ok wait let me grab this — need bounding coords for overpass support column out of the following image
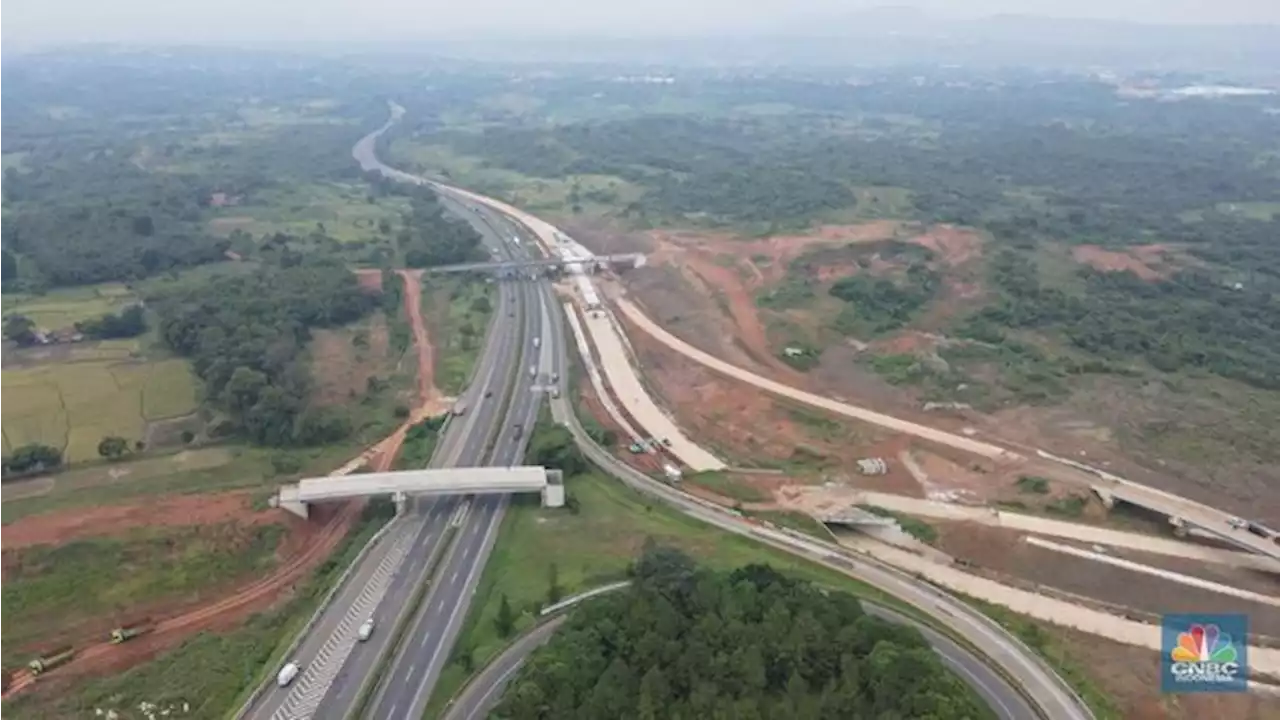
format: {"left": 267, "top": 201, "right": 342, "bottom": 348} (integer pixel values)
{"left": 393, "top": 491, "right": 408, "bottom": 515}
{"left": 271, "top": 492, "right": 309, "bottom": 520}
{"left": 1091, "top": 487, "right": 1116, "bottom": 509}
{"left": 542, "top": 470, "right": 565, "bottom": 508}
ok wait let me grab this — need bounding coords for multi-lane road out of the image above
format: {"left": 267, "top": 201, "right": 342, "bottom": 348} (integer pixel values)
{"left": 238, "top": 107, "right": 1086, "bottom": 720}
{"left": 363, "top": 201, "right": 551, "bottom": 719}
{"left": 241, "top": 185, "right": 540, "bottom": 720}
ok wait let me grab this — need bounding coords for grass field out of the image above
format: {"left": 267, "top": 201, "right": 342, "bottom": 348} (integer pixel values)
{"left": 424, "top": 470, "right": 920, "bottom": 717}
{"left": 0, "top": 440, "right": 370, "bottom": 525}
{"left": 388, "top": 140, "right": 644, "bottom": 219}
{"left": 683, "top": 470, "right": 771, "bottom": 503}
{"left": 1, "top": 509, "right": 390, "bottom": 720}
{"left": 2, "top": 357, "right": 200, "bottom": 462}
{"left": 207, "top": 183, "right": 410, "bottom": 244}
{"left": 3, "top": 283, "right": 138, "bottom": 330}
{"left": 2, "top": 522, "right": 286, "bottom": 669}
{"left": 430, "top": 279, "right": 497, "bottom": 395}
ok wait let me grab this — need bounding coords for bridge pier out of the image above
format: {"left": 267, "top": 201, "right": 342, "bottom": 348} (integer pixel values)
{"left": 393, "top": 491, "right": 408, "bottom": 515}
{"left": 1091, "top": 486, "right": 1116, "bottom": 509}
{"left": 542, "top": 470, "right": 565, "bottom": 508}
{"left": 271, "top": 487, "right": 310, "bottom": 520}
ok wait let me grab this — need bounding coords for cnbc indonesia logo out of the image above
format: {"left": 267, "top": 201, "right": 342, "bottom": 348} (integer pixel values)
{"left": 1167, "top": 622, "right": 1245, "bottom": 690}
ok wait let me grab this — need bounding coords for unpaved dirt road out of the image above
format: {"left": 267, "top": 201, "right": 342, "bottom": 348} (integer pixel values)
{"left": 615, "top": 296, "right": 1018, "bottom": 461}
{"left": 2, "top": 268, "right": 445, "bottom": 699}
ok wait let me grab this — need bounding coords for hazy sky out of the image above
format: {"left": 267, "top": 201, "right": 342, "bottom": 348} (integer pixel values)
{"left": 3, "top": 0, "right": 1278, "bottom": 50}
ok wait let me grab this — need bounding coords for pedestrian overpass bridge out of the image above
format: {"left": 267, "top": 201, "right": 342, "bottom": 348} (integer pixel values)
{"left": 273, "top": 466, "right": 564, "bottom": 518}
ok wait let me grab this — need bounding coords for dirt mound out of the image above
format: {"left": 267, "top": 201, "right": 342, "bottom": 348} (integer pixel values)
{"left": 907, "top": 225, "right": 984, "bottom": 267}
{"left": 3, "top": 491, "right": 284, "bottom": 549}
{"left": 1071, "top": 244, "right": 1176, "bottom": 281}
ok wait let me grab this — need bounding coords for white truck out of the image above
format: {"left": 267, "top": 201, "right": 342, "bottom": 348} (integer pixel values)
{"left": 533, "top": 337, "right": 541, "bottom": 349}
{"left": 277, "top": 662, "right": 300, "bottom": 687}
{"left": 452, "top": 400, "right": 467, "bottom": 417}
{"left": 529, "top": 365, "right": 538, "bottom": 378}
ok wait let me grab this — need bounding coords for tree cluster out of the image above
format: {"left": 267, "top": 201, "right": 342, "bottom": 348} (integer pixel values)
{"left": 828, "top": 263, "right": 940, "bottom": 335}
{"left": 152, "top": 260, "right": 379, "bottom": 445}
{"left": 969, "top": 249, "right": 1280, "bottom": 390}
{"left": 2, "top": 444, "right": 63, "bottom": 479}
{"left": 395, "top": 187, "right": 487, "bottom": 268}
{"left": 76, "top": 305, "right": 148, "bottom": 339}
{"left": 496, "top": 547, "right": 985, "bottom": 720}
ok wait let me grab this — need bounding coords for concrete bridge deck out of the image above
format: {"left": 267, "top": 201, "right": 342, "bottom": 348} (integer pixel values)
{"left": 274, "top": 466, "right": 563, "bottom": 518}
{"left": 426, "top": 254, "right": 644, "bottom": 274}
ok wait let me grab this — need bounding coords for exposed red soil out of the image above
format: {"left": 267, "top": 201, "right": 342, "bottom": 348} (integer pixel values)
{"left": 1071, "top": 244, "right": 1177, "bottom": 281}
{"left": 2, "top": 491, "right": 284, "bottom": 550}
{"left": 907, "top": 225, "right": 985, "bottom": 267}
{"left": 354, "top": 268, "right": 384, "bottom": 292}
{"left": 2, "top": 267, "right": 445, "bottom": 699}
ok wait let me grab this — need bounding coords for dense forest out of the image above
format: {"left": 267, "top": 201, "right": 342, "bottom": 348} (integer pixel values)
{"left": 496, "top": 547, "right": 985, "bottom": 720}
{"left": 152, "top": 260, "right": 379, "bottom": 445}
{"left": 395, "top": 186, "right": 487, "bottom": 267}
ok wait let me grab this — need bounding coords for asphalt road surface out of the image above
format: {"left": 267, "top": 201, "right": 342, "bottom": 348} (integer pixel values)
{"left": 364, "top": 203, "right": 550, "bottom": 720}
{"left": 242, "top": 191, "right": 524, "bottom": 720}
{"left": 351, "top": 107, "right": 1087, "bottom": 720}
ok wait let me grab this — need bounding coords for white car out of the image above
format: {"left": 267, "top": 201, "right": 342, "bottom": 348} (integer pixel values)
{"left": 1227, "top": 516, "right": 1247, "bottom": 530}
{"left": 358, "top": 618, "right": 375, "bottom": 642}
{"left": 277, "top": 662, "right": 300, "bottom": 687}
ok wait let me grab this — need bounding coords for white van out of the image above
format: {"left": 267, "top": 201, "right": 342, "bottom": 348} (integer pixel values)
{"left": 358, "top": 618, "right": 375, "bottom": 642}
{"left": 277, "top": 661, "right": 300, "bottom": 687}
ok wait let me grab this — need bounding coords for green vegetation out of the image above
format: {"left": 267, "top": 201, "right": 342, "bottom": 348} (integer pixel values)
{"left": 431, "top": 279, "right": 498, "bottom": 394}
{"left": 1016, "top": 476, "right": 1050, "bottom": 494}
{"left": 2, "top": 357, "right": 199, "bottom": 462}
{"left": 746, "top": 509, "right": 833, "bottom": 539}
{"left": 829, "top": 264, "right": 940, "bottom": 335}
{"left": 424, "top": 460, "right": 943, "bottom": 717}
{"left": 1, "top": 444, "right": 63, "bottom": 479}
{"left": 2, "top": 523, "right": 285, "bottom": 670}
{"left": 153, "top": 260, "right": 378, "bottom": 446}
{"left": 496, "top": 548, "right": 986, "bottom": 720}
{"left": 683, "top": 471, "right": 771, "bottom": 503}
{"left": 74, "top": 305, "right": 148, "bottom": 340}
{"left": 2, "top": 501, "right": 395, "bottom": 720}
{"left": 393, "top": 414, "right": 447, "bottom": 470}
{"left": 1045, "top": 494, "right": 1089, "bottom": 518}
{"left": 858, "top": 505, "right": 939, "bottom": 545}
{"left": 961, "top": 595, "right": 1122, "bottom": 720}
{"left": 390, "top": 185, "right": 486, "bottom": 268}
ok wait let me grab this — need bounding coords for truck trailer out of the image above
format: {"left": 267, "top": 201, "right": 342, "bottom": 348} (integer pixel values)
{"left": 28, "top": 647, "right": 75, "bottom": 675}
{"left": 110, "top": 625, "right": 150, "bottom": 644}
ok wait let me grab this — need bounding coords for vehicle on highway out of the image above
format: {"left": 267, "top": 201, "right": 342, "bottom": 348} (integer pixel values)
{"left": 533, "top": 337, "right": 541, "bottom": 349}
{"left": 358, "top": 617, "right": 375, "bottom": 642}
{"left": 508, "top": 310, "right": 515, "bottom": 317}
{"left": 529, "top": 364, "right": 537, "bottom": 378}
{"left": 453, "top": 400, "right": 468, "bottom": 417}
{"left": 513, "top": 423, "right": 524, "bottom": 440}
{"left": 1227, "top": 516, "right": 1247, "bottom": 529}
{"left": 277, "top": 662, "right": 300, "bottom": 687}
{"left": 484, "top": 389, "right": 493, "bottom": 399}
{"left": 551, "top": 372, "right": 560, "bottom": 383}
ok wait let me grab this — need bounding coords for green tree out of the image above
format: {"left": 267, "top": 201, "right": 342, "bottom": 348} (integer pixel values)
{"left": 4, "top": 314, "right": 38, "bottom": 345}
{"left": 494, "top": 593, "right": 516, "bottom": 638}
{"left": 546, "top": 563, "right": 563, "bottom": 606}
{"left": 2, "top": 443, "right": 63, "bottom": 477}
{"left": 97, "top": 436, "right": 131, "bottom": 460}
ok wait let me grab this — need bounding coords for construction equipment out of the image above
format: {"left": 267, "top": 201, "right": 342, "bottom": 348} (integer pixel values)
{"left": 28, "top": 647, "right": 74, "bottom": 675}
{"left": 110, "top": 625, "right": 149, "bottom": 644}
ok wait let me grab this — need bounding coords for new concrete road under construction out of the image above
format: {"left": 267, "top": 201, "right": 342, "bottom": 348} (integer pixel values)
{"left": 345, "top": 105, "right": 1090, "bottom": 719}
